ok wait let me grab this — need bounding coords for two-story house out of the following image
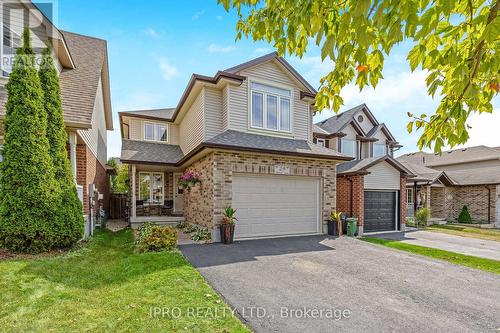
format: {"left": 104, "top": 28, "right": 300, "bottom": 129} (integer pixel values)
{"left": 0, "top": 1, "right": 113, "bottom": 222}
{"left": 120, "top": 52, "right": 352, "bottom": 240}
{"left": 313, "top": 104, "right": 413, "bottom": 234}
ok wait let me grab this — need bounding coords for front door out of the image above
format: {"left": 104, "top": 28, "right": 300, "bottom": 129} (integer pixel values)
{"left": 173, "top": 173, "right": 184, "bottom": 213}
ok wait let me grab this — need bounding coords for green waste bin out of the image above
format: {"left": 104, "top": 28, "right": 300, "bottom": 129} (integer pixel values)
{"left": 346, "top": 218, "right": 358, "bottom": 237}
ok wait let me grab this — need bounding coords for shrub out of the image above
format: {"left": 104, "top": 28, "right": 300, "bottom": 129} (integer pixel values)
{"left": 415, "top": 208, "right": 431, "bottom": 226}
{"left": 458, "top": 206, "right": 473, "bottom": 224}
{"left": 405, "top": 217, "right": 416, "bottom": 227}
{"left": 191, "top": 227, "right": 211, "bottom": 242}
{"left": 39, "top": 46, "right": 84, "bottom": 248}
{"left": 136, "top": 223, "right": 178, "bottom": 252}
{"left": 0, "top": 29, "right": 59, "bottom": 253}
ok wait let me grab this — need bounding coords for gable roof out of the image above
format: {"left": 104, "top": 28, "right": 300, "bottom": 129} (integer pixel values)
{"left": 120, "top": 108, "right": 175, "bottom": 122}
{"left": 398, "top": 145, "right": 500, "bottom": 167}
{"left": 225, "top": 52, "right": 317, "bottom": 94}
{"left": 366, "top": 123, "right": 397, "bottom": 142}
{"left": 314, "top": 104, "right": 383, "bottom": 137}
{"left": 59, "top": 31, "right": 113, "bottom": 130}
{"left": 399, "top": 160, "right": 453, "bottom": 185}
{"left": 337, "top": 155, "right": 413, "bottom": 176}
{"left": 121, "top": 140, "right": 184, "bottom": 164}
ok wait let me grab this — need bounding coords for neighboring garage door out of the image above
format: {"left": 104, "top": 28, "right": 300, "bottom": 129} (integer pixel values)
{"left": 364, "top": 191, "right": 397, "bottom": 232}
{"left": 232, "top": 174, "right": 321, "bottom": 239}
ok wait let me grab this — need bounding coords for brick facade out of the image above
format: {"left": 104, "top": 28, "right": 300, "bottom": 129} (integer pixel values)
{"left": 430, "top": 185, "right": 497, "bottom": 222}
{"left": 183, "top": 151, "right": 338, "bottom": 230}
{"left": 336, "top": 175, "right": 365, "bottom": 226}
{"left": 76, "top": 143, "right": 109, "bottom": 215}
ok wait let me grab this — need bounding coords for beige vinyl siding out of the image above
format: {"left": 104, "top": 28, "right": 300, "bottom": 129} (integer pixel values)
{"left": 229, "top": 60, "right": 309, "bottom": 140}
{"left": 341, "top": 125, "right": 358, "bottom": 140}
{"left": 222, "top": 85, "right": 229, "bottom": 131}
{"left": 179, "top": 90, "right": 205, "bottom": 154}
{"left": 365, "top": 161, "right": 401, "bottom": 190}
{"left": 355, "top": 111, "right": 374, "bottom": 134}
{"left": 373, "top": 129, "right": 389, "bottom": 142}
{"left": 77, "top": 78, "right": 107, "bottom": 166}
{"left": 128, "top": 117, "right": 177, "bottom": 144}
{"left": 204, "top": 87, "right": 223, "bottom": 140}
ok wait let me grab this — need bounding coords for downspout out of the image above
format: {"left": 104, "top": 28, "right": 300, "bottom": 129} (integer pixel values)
{"left": 485, "top": 186, "right": 491, "bottom": 222}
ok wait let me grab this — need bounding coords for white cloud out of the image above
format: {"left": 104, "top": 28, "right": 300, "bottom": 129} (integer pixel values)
{"left": 158, "top": 58, "right": 178, "bottom": 80}
{"left": 255, "top": 47, "right": 271, "bottom": 54}
{"left": 457, "top": 108, "right": 500, "bottom": 148}
{"left": 144, "top": 28, "right": 160, "bottom": 38}
{"left": 216, "top": 15, "right": 223, "bottom": 20}
{"left": 192, "top": 10, "right": 205, "bottom": 20}
{"left": 207, "top": 43, "right": 235, "bottom": 53}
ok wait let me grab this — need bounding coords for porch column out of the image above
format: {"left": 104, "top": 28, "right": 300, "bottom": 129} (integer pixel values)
{"left": 131, "top": 164, "right": 136, "bottom": 218}
{"left": 68, "top": 131, "right": 77, "bottom": 183}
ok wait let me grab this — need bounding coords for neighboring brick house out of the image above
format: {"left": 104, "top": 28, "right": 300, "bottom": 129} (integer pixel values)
{"left": 120, "top": 52, "right": 352, "bottom": 240}
{"left": 398, "top": 146, "right": 500, "bottom": 225}
{"left": 313, "top": 104, "right": 414, "bottom": 234}
{"left": 0, "top": 1, "right": 113, "bottom": 221}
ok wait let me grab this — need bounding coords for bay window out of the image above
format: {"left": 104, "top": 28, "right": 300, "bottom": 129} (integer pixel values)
{"left": 139, "top": 172, "right": 164, "bottom": 204}
{"left": 373, "top": 143, "right": 387, "bottom": 157}
{"left": 144, "top": 122, "right": 168, "bottom": 142}
{"left": 341, "top": 139, "right": 357, "bottom": 158}
{"left": 250, "top": 82, "right": 291, "bottom": 132}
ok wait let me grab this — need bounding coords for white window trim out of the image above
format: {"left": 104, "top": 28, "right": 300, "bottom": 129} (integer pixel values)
{"left": 316, "top": 138, "right": 326, "bottom": 147}
{"left": 373, "top": 143, "right": 387, "bottom": 157}
{"left": 341, "top": 138, "right": 358, "bottom": 158}
{"left": 248, "top": 78, "right": 294, "bottom": 136}
{"left": 138, "top": 172, "right": 164, "bottom": 204}
{"left": 143, "top": 121, "right": 169, "bottom": 143}
{"left": 1, "top": 23, "right": 21, "bottom": 78}
{"left": 406, "top": 188, "right": 413, "bottom": 204}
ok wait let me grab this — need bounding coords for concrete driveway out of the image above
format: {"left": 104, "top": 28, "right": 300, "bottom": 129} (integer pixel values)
{"left": 180, "top": 236, "right": 500, "bottom": 333}
{"left": 371, "top": 230, "right": 500, "bottom": 261}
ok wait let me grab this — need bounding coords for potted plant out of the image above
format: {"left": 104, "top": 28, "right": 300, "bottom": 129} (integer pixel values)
{"left": 220, "top": 207, "right": 237, "bottom": 244}
{"left": 179, "top": 170, "right": 201, "bottom": 191}
{"left": 328, "top": 210, "right": 343, "bottom": 236}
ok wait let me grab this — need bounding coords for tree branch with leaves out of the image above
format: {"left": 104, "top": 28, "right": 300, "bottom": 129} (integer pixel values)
{"left": 219, "top": 0, "right": 500, "bottom": 151}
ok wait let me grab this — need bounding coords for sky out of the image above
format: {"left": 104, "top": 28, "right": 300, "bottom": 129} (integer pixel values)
{"left": 51, "top": 0, "right": 500, "bottom": 159}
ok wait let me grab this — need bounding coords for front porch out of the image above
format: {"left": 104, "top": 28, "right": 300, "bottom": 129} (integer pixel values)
{"left": 129, "top": 164, "right": 185, "bottom": 227}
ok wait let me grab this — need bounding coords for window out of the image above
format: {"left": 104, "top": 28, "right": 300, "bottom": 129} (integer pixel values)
{"left": 1, "top": 25, "right": 21, "bottom": 76}
{"left": 144, "top": 122, "right": 168, "bottom": 142}
{"left": 316, "top": 139, "right": 325, "bottom": 147}
{"left": 357, "top": 115, "right": 364, "bottom": 123}
{"left": 341, "top": 139, "right": 357, "bottom": 158}
{"left": 373, "top": 143, "right": 386, "bottom": 157}
{"left": 406, "top": 188, "right": 413, "bottom": 204}
{"left": 139, "top": 172, "right": 164, "bottom": 204}
{"left": 250, "top": 82, "right": 291, "bottom": 132}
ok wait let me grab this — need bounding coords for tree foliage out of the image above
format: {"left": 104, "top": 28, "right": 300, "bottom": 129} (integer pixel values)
{"left": 108, "top": 158, "right": 129, "bottom": 194}
{"left": 39, "top": 46, "right": 84, "bottom": 247}
{"left": 219, "top": 0, "right": 500, "bottom": 151}
{"left": 0, "top": 29, "right": 59, "bottom": 253}
{"left": 458, "top": 205, "right": 473, "bottom": 223}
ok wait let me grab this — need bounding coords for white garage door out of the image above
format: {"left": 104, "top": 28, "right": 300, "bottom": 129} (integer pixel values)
{"left": 232, "top": 174, "right": 321, "bottom": 239}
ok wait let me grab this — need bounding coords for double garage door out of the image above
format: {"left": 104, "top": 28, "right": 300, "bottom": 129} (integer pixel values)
{"left": 232, "top": 174, "right": 321, "bottom": 239}
{"left": 364, "top": 191, "right": 398, "bottom": 232}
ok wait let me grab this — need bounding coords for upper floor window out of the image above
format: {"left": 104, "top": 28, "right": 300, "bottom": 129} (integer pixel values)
{"left": 373, "top": 143, "right": 386, "bottom": 157}
{"left": 144, "top": 122, "right": 168, "bottom": 142}
{"left": 341, "top": 138, "right": 357, "bottom": 158}
{"left": 1, "top": 25, "right": 21, "bottom": 76}
{"left": 250, "top": 82, "right": 291, "bottom": 133}
{"left": 316, "top": 138, "right": 325, "bottom": 147}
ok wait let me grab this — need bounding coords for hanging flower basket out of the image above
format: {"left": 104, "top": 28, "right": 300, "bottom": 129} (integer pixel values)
{"left": 179, "top": 171, "right": 201, "bottom": 191}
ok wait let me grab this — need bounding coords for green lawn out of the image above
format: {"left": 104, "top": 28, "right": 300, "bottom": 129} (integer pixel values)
{"left": 0, "top": 229, "right": 249, "bottom": 333}
{"left": 425, "top": 224, "right": 500, "bottom": 242}
{"left": 361, "top": 237, "right": 500, "bottom": 274}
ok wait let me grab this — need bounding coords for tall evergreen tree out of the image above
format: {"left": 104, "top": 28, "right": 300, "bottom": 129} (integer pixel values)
{"left": 39, "top": 46, "right": 83, "bottom": 247}
{"left": 0, "top": 28, "right": 59, "bottom": 253}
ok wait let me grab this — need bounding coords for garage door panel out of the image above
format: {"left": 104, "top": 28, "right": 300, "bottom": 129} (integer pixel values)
{"left": 364, "top": 191, "right": 397, "bottom": 233}
{"left": 232, "top": 175, "right": 320, "bottom": 239}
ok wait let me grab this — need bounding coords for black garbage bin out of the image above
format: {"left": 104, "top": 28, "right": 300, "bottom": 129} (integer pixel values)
{"left": 327, "top": 220, "right": 338, "bottom": 236}
{"left": 341, "top": 213, "right": 348, "bottom": 235}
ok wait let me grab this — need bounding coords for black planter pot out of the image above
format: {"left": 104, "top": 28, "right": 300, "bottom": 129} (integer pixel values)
{"left": 220, "top": 223, "right": 235, "bottom": 244}
{"left": 327, "top": 220, "right": 338, "bottom": 236}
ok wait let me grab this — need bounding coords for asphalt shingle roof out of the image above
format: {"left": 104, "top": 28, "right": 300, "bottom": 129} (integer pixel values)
{"left": 121, "top": 140, "right": 184, "bottom": 164}
{"left": 205, "top": 130, "right": 351, "bottom": 160}
{"left": 59, "top": 31, "right": 107, "bottom": 128}
{"left": 314, "top": 104, "right": 367, "bottom": 134}
{"left": 398, "top": 146, "right": 500, "bottom": 167}
{"left": 336, "top": 155, "right": 413, "bottom": 175}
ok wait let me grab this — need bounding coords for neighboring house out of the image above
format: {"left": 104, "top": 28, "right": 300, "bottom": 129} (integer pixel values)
{"left": 398, "top": 146, "right": 500, "bottom": 225}
{"left": 313, "top": 104, "right": 414, "bottom": 234}
{"left": 0, "top": 1, "right": 113, "bottom": 221}
{"left": 120, "top": 52, "right": 352, "bottom": 240}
